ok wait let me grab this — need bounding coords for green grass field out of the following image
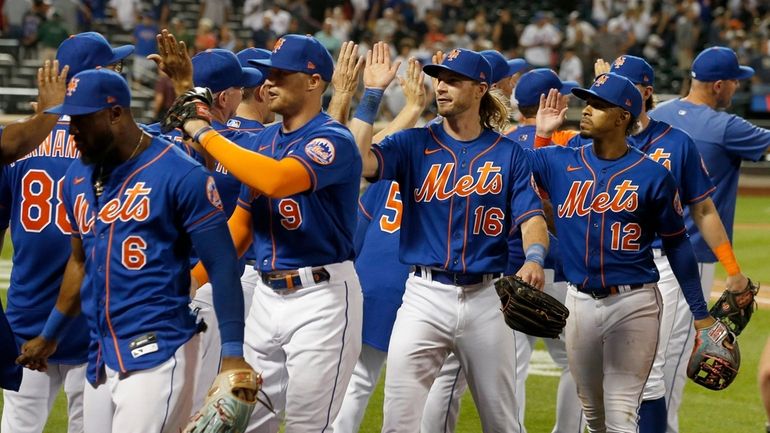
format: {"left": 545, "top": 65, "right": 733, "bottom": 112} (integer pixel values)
{"left": 1, "top": 195, "right": 769, "bottom": 432}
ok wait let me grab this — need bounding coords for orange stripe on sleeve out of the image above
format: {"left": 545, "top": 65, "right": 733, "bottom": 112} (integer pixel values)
{"left": 198, "top": 130, "right": 311, "bottom": 197}
{"left": 550, "top": 130, "right": 579, "bottom": 147}
{"left": 191, "top": 205, "right": 254, "bottom": 286}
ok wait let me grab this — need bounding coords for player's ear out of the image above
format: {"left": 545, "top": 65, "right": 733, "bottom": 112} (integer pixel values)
{"left": 307, "top": 74, "right": 324, "bottom": 92}
{"left": 108, "top": 106, "right": 123, "bottom": 123}
{"left": 477, "top": 82, "right": 489, "bottom": 99}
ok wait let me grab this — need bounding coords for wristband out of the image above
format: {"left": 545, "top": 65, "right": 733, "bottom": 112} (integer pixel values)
{"left": 193, "top": 126, "right": 214, "bottom": 144}
{"left": 353, "top": 88, "right": 385, "bottom": 124}
{"left": 534, "top": 135, "right": 552, "bottom": 148}
{"left": 221, "top": 341, "right": 244, "bottom": 358}
{"left": 712, "top": 241, "right": 741, "bottom": 276}
{"left": 524, "top": 243, "right": 546, "bottom": 267}
{"left": 41, "top": 308, "right": 76, "bottom": 342}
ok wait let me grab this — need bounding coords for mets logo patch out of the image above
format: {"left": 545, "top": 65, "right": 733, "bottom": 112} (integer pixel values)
{"left": 273, "top": 37, "right": 285, "bottom": 53}
{"left": 446, "top": 49, "right": 461, "bottom": 61}
{"left": 66, "top": 78, "right": 80, "bottom": 96}
{"left": 226, "top": 119, "right": 241, "bottom": 128}
{"left": 594, "top": 74, "right": 609, "bottom": 86}
{"left": 673, "top": 191, "right": 683, "bottom": 216}
{"left": 206, "top": 176, "right": 223, "bottom": 210}
{"left": 304, "top": 138, "right": 335, "bottom": 165}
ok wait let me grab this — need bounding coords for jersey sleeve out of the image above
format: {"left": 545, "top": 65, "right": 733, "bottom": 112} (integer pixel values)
{"left": 369, "top": 130, "right": 413, "bottom": 183}
{"left": 723, "top": 114, "right": 770, "bottom": 161}
{"left": 680, "top": 135, "right": 715, "bottom": 204}
{"left": 651, "top": 170, "right": 687, "bottom": 238}
{"left": 61, "top": 167, "right": 80, "bottom": 238}
{"left": 0, "top": 167, "right": 11, "bottom": 231}
{"left": 285, "top": 132, "right": 360, "bottom": 192}
{"left": 175, "top": 166, "right": 228, "bottom": 235}
{"left": 509, "top": 145, "right": 544, "bottom": 226}
{"left": 525, "top": 146, "right": 553, "bottom": 194}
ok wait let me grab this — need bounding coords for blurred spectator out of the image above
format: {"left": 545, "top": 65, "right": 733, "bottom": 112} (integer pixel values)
{"left": 170, "top": 16, "right": 194, "bottom": 52}
{"left": 251, "top": 14, "right": 276, "bottom": 49}
{"left": 263, "top": 2, "right": 290, "bottom": 36}
{"left": 465, "top": 9, "right": 491, "bottom": 40}
{"left": 219, "top": 24, "right": 237, "bottom": 51}
{"left": 375, "top": 7, "right": 398, "bottom": 41}
{"left": 592, "top": 0, "right": 612, "bottom": 24}
{"left": 133, "top": 12, "right": 157, "bottom": 85}
{"left": 565, "top": 11, "right": 596, "bottom": 47}
{"left": 424, "top": 17, "right": 446, "bottom": 48}
{"left": 519, "top": 12, "right": 561, "bottom": 68}
{"left": 350, "top": 0, "right": 367, "bottom": 27}
{"left": 287, "top": 0, "right": 319, "bottom": 34}
{"left": 593, "top": 22, "right": 624, "bottom": 64}
{"left": 314, "top": 18, "right": 341, "bottom": 57}
{"left": 447, "top": 21, "right": 472, "bottom": 50}
{"left": 675, "top": 3, "right": 701, "bottom": 76}
{"left": 21, "top": 0, "right": 49, "bottom": 58}
{"left": 327, "top": 6, "right": 350, "bottom": 43}
{"left": 108, "top": 0, "right": 139, "bottom": 31}
{"left": 37, "top": 10, "right": 67, "bottom": 60}
{"left": 199, "top": 0, "right": 229, "bottom": 29}
{"left": 559, "top": 47, "right": 583, "bottom": 86}
{"left": 492, "top": 9, "right": 519, "bottom": 57}
{"left": 49, "top": 0, "right": 87, "bottom": 35}
{"left": 242, "top": 0, "right": 263, "bottom": 31}
{"left": 194, "top": 17, "right": 217, "bottom": 52}
{"left": 3, "top": 0, "right": 31, "bottom": 39}
{"left": 151, "top": 0, "right": 169, "bottom": 28}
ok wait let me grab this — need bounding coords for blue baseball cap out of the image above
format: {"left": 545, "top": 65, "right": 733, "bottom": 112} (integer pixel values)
{"left": 236, "top": 47, "right": 271, "bottom": 72}
{"left": 572, "top": 73, "right": 642, "bottom": 118}
{"left": 423, "top": 48, "right": 492, "bottom": 85}
{"left": 248, "top": 35, "right": 334, "bottom": 82}
{"left": 45, "top": 69, "right": 130, "bottom": 116}
{"left": 691, "top": 46, "right": 754, "bottom": 81}
{"left": 480, "top": 50, "right": 528, "bottom": 83}
{"left": 515, "top": 68, "right": 578, "bottom": 107}
{"left": 192, "top": 49, "right": 264, "bottom": 93}
{"left": 610, "top": 55, "right": 654, "bottom": 86}
{"left": 56, "top": 32, "right": 134, "bottom": 79}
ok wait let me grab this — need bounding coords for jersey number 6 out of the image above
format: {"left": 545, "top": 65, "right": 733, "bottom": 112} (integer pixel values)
{"left": 20, "top": 170, "right": 72, "bottom": 234}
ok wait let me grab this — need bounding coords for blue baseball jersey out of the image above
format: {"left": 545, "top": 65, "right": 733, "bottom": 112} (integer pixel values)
{"left": 650, "top": 99, "right": 770, "bottom": 262}
{"left": 0, "top": 119, "right": 88, "bottom": 364}
{"left": 237, "top": 112, "right": 361, "bottom": 270}
{"left": 505, "top": 124, "right": 565, "bottom": 279}
{"left": 370, "top": 123, "right": 544, "bottom": 274}
{"left": 528, "top": 144, "right": 687, "bottom": 289}
{"left": 226, "top": 116, "right": 266, "bottom": 132}
{"left": 61, "top": 136, "right": 227, "bottom": 383}
{"left": 355, "top": 180, "right": 410, "bottom": 351}
{"left": 627, "top": 119, "right": 715, "bottom": 249}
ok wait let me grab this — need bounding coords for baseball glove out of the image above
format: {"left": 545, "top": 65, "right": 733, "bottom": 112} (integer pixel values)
{"left": 709, "top": 279, "right": 759, "bottom": 336}
{"left": 687, "top": 320, "right": 740, "bottom": 391}
{"left": 183, "top": 369, "right": 268, "bottom": 433}
{"left": 161, "top": 87, "right": 214, "bottom": 135}
{"left": 494, "top": 275, "right": 569, "bottom": 339}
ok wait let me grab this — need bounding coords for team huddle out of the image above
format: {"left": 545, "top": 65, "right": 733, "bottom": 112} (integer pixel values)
{"left": 0, "top": 23, "right": 766, "bottom": 433}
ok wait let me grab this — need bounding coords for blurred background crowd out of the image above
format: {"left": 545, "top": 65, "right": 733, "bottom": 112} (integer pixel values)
{"left": 0, "top": 0, "right": 769, "bottom": 123}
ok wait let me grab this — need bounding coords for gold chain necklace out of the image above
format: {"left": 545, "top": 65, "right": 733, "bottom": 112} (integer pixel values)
{"left": 94, "top": 133, "right": 147, "bottom": 197}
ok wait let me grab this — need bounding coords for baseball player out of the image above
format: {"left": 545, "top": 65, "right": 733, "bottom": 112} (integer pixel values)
{"left": 480, "top": 50, "right": 527, "bottom": 104}
{"left": 502, "top": 68, "right": 586, "bottom": 433}
{"left": 600, "top": 54, "right": 750, "bottom": 433}
{"left": 233, "top": 47, "right": 275, "bottom": 130}
{"left": 648, "top": 46, "right": 770, "bottom": 433}
{"left": 350, "top": 45, "right": 548, "bottom": 432}
{"left": 180, "top": 34, "right": 364, "bottom": 432}
{"left": 0, "top": 32, "right": 135, "bottom": 433}
{"left": 0, "top": 56, "right": 69, "bottom": 393}
{"left": 532, "top": 73, "right": 717, "bottom": 433}
{"left": 15, "top": 69, "right": 252, "bottom": 433}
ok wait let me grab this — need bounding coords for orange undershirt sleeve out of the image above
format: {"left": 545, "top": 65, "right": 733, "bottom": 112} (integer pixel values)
{"left": 191, "top": 205, "right": 255, "bottom": 286}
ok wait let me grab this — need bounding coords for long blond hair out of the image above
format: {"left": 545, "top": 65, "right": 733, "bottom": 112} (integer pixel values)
{"left": 479, "top": 88, "right": 510, "bottom": 132}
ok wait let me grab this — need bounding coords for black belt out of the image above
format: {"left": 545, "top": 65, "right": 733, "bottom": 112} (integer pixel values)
{"left": 576, "top": 283, "right": 646, "bottom": 300}
{"left": 245, "top": 259, "right": 257, "bottom": 266}
{"left": 261, "top": 267, "right": 330, "bottom": 290}
{"left": 415, "top": 267, "right": 498, "bottom": 286}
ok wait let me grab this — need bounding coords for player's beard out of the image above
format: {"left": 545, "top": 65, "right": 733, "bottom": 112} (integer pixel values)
{"left": 79, "top": 129, "right": 117, "bottom": 166}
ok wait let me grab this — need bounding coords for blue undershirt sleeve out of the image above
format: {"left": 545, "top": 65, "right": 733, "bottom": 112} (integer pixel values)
{"left": 661, "top": 233, "right": 709, "bottom": 320}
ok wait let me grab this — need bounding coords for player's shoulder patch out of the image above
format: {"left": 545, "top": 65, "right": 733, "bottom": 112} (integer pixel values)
{"left": 304, "top": 137, "right": 335, "bottom": 165}
{"left": 673, "top": 190, "right": 684, "bottom": 216}
{"left": 226, "top": 119, "right": 241, "bottom": 128}
{"left": 205, "top": 176, "right": 223, "bottom": 210}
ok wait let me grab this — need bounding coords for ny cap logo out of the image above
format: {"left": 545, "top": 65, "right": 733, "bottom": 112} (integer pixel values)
{"left": 613, "top": 56, "right": 626, "bottom": 68}
{"left": 594, "top": 74, "right": 609, "bottom": 87}
{"left": 66, "top": 78, "right": 80, "bottom": 96}
{"left": 447, "top": 49, "right": 461, "bottom": 61}
{"left": 273, "top": 38, "right": 285, "bottom": 53}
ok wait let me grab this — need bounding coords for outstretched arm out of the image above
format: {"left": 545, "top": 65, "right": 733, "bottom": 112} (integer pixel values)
{"left": 535, "top": 88, "right": 569, "bottom": 143}
{"left": 348, "top": 41, "right": 401, "bottom": 178}
{"left": 327, "top": 41, "right": 364, "bottom": 125}
{"left": 148, "top": 29, "right": 194, "bottom": 97}
{"left": 1, "top": 60, "right": 69, "bottom": 163}
{"left": 371, "top": 57, "right": 427, "bottom": 143}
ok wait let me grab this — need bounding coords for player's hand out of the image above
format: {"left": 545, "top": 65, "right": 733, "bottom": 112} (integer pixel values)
{"left": 725, "top": 273, "right": 751, "bottom": 305}
{"left": 220, "top": 356, "right": 257, "bottom": 401}
{"left": 37, "top": 59, "right": 68, "bottom": 112}
{"left": 148, "top": 29, "right": 193, "bottom": 94}
{"left": 429, "top": 50, "right": 445, "bottom": 91}
{"left": 16, "top": 336, "right": 58, "bottom": 371}
{"left": 363, "top": 41, "right": 400, "bottom": 90}
{"left": 693, "top": 315, "right": 717, "bottom": 331}
{"left": 594, "top": 58, "right": 611, "bottom": 78}
{"left": 399, "top": 57, "right": 427, "bottom": 110}
{"left": 536, "top": 88, "right": 568, "bottom": 138}
{"left": 332, "top": 41, "right": 364, "bottom": 95}
{"left": 515, "top": 262, "right": 546, "bottom": 290}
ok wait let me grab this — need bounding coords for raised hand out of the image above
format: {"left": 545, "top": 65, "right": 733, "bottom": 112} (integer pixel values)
{"left": 37, "top": 60, "right": 68, "bottom": 112}
{"left": 536, "top": 88, "right": 568, "bottom": 137}
{"left": 429, "top": 50, "right": 445, "bottom": 90}
{"left": 332, "top": 41, "right": 364, "bottom": 95}
{"left": 16, "top": 336, "right": 58, "bottom": 372}
{"left": 594, "top": 58, "right": 611, "bottom": 78}
{"left": 399, "top": 57, "right": 427, "bottom": 110}
{"left": 148, "top": 29, "right": 193, "bottom": 95}
{"left": 363, "top": 41, "right": 400, "bottom": 90}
